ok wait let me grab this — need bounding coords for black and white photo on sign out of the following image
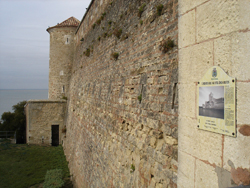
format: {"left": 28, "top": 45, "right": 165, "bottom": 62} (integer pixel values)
{"left": 199, "top": 86, "right": 224, "bottom": 119}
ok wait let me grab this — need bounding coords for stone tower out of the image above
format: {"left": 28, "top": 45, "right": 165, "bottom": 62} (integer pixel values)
{"left": 209, "top": 92, "right": 213, "bottom": 102}
{"left": 47, "top": 17, "right": 79, "bottom": 99}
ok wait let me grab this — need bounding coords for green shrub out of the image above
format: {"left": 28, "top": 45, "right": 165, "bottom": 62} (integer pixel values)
{"left": 108, "top": 20, "right": 112, "bottom": 26}
{"left": 108, "top": 33, "right": 112, "bottom": 37}
{"left": 156, "top": 4, "right": 164, "bottom": 16}
{"left": 100, "top": 12, "right": 106, "bottom": 20}
{"left": 103, "top": 32, "right": 108, "bottom": 38}
{"left": 43, "top": 169, "right": 64, "bottom": 188}
{"left": 130, "top": 164, "right": 135, "bottom": 173}
{"left": 0, "top": 100, "right": 27, "bottom": 143}
{"left": 84, "top": 48, "right": 91, "bottom": 57}
{"left": 90, "top": 45, "right": 94, "bottom": 52}
{"left": 113, "top": 28, "right": 122, "bottom": 39}
{"left": 138, "top": 94, "right": 142, "bottom": 103}
{"left": 159, "top": 38, "right": 175, "bottom": 53}
{"left": 61, "top": 96, "right": 67, "bottom": 100}
{"left": 111, "top": 52, "right": 119, "bottom": 60}
{"left": 138, "top": 4, "right": 146, "bottom": 17}
{"left": 96, "top": 18, "right": 101, "bottom": 25}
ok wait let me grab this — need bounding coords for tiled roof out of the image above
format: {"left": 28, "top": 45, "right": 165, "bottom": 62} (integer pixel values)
{"left": 47, "top": 17, "right": 80, "bottom": 32}
{"left": 57, "top": 17, "right": 80, "bottom": 27}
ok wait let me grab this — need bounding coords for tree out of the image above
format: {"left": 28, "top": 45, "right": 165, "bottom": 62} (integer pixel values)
{"left": 0, "top": 112, "right": 15, "bottom": 131}
{"left": 0, "top": 101, "right": 27, "bottom": 143}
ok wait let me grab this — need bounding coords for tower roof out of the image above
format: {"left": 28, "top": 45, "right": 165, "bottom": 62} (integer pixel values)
{"left": 47, "top": 17, "right": 80, "bottom": 32}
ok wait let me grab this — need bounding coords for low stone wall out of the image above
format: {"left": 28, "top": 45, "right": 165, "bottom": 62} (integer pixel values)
{"left": 25, "top": 100, "right": 66, "bottom": 145}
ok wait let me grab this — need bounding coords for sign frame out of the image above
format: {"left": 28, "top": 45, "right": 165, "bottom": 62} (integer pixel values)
{"left": 197, "top": 66, "right": 236, "bottom": 137}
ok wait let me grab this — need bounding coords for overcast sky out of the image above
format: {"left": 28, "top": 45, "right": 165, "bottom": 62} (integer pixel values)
{"left": 0, "top": 0, "right": 91, "bottom": 89}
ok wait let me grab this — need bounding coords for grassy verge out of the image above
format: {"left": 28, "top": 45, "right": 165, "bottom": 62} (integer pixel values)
{"left": 0, "top": 139, "right": 70, "bottom": 188}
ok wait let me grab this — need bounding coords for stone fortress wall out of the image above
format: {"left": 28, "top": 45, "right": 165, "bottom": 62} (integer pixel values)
{"left": 63, "top": 0, "right": 179, "bottom": 187}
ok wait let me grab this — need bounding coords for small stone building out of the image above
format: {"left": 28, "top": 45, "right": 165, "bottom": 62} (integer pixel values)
{"left": 25, "top": 100, "right": 66, "bottom": 145}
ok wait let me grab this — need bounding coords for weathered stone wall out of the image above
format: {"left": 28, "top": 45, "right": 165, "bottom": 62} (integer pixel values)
{"left": 178, "top": 0, "right": 250, "bottom": 187}
{"left": 26, "top": 100, "right": 66, "bottom": 145}
{"left": 63, "top": 0, "right": 178, "bottom": 187}
{"left": 48, "top": 27, "right": 76, "bottom": 100}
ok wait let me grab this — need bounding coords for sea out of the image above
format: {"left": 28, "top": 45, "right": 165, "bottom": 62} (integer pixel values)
{"left": 0, "top": 89, "right": 48, "bottom": 117}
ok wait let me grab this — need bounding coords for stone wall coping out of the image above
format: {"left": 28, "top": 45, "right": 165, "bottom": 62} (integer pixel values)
{"left": 47, "top": 26, "right": 78, "bottom": 34}
{"left": 75, "top": 0, "right": 94, "bottom": 34}
{"left": 26, "top": 99, "right": 67, "bottom": 104}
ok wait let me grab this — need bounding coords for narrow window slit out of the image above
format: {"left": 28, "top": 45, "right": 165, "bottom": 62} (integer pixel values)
{"left": 62, "top": 85, "right": 65, "bottom": 93}
{"left": 172, "top": 83, "right": 177, "bottom": 109}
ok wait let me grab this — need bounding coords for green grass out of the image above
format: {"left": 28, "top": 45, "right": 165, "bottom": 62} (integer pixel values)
{"left": 0, "top": 140, "right": 70, "bottom": 188}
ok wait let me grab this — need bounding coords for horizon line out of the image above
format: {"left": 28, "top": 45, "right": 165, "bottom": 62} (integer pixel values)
{"left": 0, "top": 89, "right": 48, "bottom": 90}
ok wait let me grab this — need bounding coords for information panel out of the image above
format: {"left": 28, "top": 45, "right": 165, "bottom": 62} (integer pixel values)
{"left": 197, "top": 66, "right": 236, "bottom": 137}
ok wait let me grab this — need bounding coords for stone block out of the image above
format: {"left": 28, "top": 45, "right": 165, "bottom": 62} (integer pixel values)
{"left": 214, "top": 33, "right": 234, "bottom": 75}
{"left": 239, "top": 0, "right": 250, "bottom": 30}
{"left": 178, "top": 115, "right": 222, "bottom": 166}
{"left": 236, "top": 82, "right": 250, "bottom": 124}
{"left": 178, "top": 116, "right": 196, "bottom": 138}
{"left": 178, "top": 9, "right": 196, "bottom": 48}
{"left": 223, "top": 128, "right": 250, "bottom": 171}
{"left": 179, "top": 41, "right": 213, "bottom": 83}
{"left": 214, "top": 32, "right": 250, "bottom": 81}
{"left": 178, "top": 83, "right": 196, "bottom": 118}
{"left": 178, "top": 0, "right": 208, "bottom": 15}
{"left": 150, "top": 137, "right": 157, "bottom": 148}
{"left": 195, "top": 159, "right": 218, "bottom": 188}
{"left": 164, "top": 136, "right": 177, "bottom": 145}
{"left": 177, "top": 151, "right": 195, "bottom": 188}
{"left": 197, "top": 0, "right": 239, "bottom": 42}
{"left": 147, "top": 118, "right": 160, "bottom": 129}
{"left": 178, "top": 117, "right": 197, "bottom": 155}
{"left": 231, "top": 32, "right": 250, "bottom": 81}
